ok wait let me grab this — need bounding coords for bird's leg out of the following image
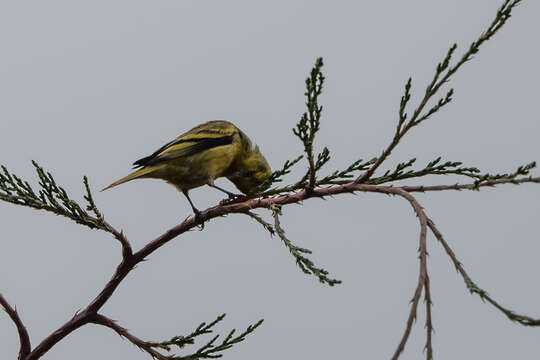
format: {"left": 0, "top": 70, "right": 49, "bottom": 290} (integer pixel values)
{"left": 182, "top": 190, "right": 206, "bottom": 230}
{"left": 182, "top": 189, "right": 204, "bottom": 220}
{"left": 207, "top": 182, "right": 245, "bottom": 204}
{"left": 208, "top": 183, "right": 238, "bottom": 198}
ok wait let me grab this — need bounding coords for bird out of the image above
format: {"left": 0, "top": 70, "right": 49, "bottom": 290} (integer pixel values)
{"left": 102, "top": 120, "right": 271, "bottom": 215}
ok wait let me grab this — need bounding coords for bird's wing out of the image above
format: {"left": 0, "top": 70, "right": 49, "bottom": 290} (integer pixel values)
{"left": 133, "top": 121, "right": 238, "bottom": 168}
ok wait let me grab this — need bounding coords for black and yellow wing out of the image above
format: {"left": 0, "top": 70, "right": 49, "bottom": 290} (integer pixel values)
{"left": 101, "top": 121, "right": 243, "bottom": 191}
{"left": 133, "top": 120, "right": 239, "bottom": 168}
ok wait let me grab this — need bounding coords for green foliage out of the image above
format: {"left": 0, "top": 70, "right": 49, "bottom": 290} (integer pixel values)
{"left": 0, "top": 161, "right": 109, "bottom": 232}
{"left": 397, "top": 77, "right": 412, "bottom": 136}
{"left": 293, "top": 57, "right": 326, "bottom": 189}
{"left": 244, "top": 211, "right": 275, "bottom": 235}
{"left": 258, "top": 49, "right": 533, "bottom": 194}
{"left": 255, "top": 155, "right": 303, "bottom": 193}
{"left": 243, "top": 0, "right": 535, "bottom": 296}
{"left": 271, "top": 205, "right": 341, "bottom": 286}
{"left": 369, "top": 159, "right": 535, "bottom": 185}
{"left": 244, "top": 207, "right": 341, "bottom": 286}
{"left": 318, "top": 158, "right": 377, "bottom": 185}
{"left": 472, "top": 161, "right": 536, "bottom": 189}
{"left": 244, "top": 205, "right": 342, "bottom": 287}
{"left": 148, "top": 314, "right": 264, "bottom": 359}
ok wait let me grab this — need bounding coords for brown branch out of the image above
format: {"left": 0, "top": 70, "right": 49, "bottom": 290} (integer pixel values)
{"left": 102, "top": 220, "right": 132, "bottom": 260}
{"left": 23, "top": 174, "right": 538, "bottom": 360}
{"left": 354, "top": 126, "right": 407, "bottom": 184}
{"left": 0, "top": 293, "right": 31, "bottom": 360}
{"left": 19, "top": 183, "right": 374, "bottom": 359}
{"left": 403, "top": 176, "right": 540, "bottom": 192}
{"left": 388, "top": 188, "right": 429, "bottom": 360}
{"left": 423, "top": 274, "right": 434, "bottom": 360}
{"left": 427, "top": 218, "right": 540, "bottom": 326}
{"left": 90, "top": 314, "right": 169, "bottom": 360}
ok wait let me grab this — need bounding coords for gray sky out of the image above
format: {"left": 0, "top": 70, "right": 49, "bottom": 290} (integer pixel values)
{"left": 1, "top": 1, "right": 539, "bottom": 359}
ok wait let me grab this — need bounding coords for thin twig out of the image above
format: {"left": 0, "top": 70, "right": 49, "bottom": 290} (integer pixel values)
{"left": 169, "top": 318, "right": 264, "bottom": 360}
{"left": 90, "top": 314, "right": 169, "bottom": 360}
{"left": 403, "top": 176, "right": 540, "bottom": 193}
{"left": 423, "top": 274, "right": 434, "bottom": 360}
{"left": 388, "top": 188, "right": 429, "bottom": 360}
{"left": 427, "top": 218, "right": 540, "bottom": 326}
{"left": 146, "top": 313, "right": 227, "bottom": 351}
{"left": 103, "top": 222, "right": 133, "bottom": 259}
{"left": 0, "top": 162, "right": 133, "bottom": 259}
{"left": 0, "top": 293, "right": 31, "bottom": 360}
{"left": 243, "top": 211, "right": 275, "bottom": 235}
{"left": 356, "top": 0, "right": 522, "bottom": 184}
{"left": 270, "top": 204, "right": 341, "bottom": 286}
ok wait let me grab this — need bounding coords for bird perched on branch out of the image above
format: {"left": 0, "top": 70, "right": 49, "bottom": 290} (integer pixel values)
{"left": 102, "top": 120, "right": 271, "bottom": 215}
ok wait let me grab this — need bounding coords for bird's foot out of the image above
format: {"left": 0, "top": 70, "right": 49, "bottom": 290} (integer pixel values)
{"left": 219, "top": 193, "right": 247, "bottom": 205}
{"left": 192, "top": 208, "right": 205, "bottom": 230}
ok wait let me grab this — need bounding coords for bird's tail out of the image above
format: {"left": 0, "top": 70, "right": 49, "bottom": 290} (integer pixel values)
{"left": 101, "top": 167, "right": 156, "bottom": 191}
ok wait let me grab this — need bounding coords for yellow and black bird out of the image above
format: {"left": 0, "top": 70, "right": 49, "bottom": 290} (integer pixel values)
{"left": 102, "top": 120, "right": 271, "bottom": 214}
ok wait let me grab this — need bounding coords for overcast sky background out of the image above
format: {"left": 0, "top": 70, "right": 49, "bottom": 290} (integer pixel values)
{"left": 1, "top": 1, "right": 539, "bottom": 359}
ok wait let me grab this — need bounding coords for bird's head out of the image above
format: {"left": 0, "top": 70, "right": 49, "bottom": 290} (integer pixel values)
{"left": 228, "top": 145, "right": 271, "bottom": 195}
